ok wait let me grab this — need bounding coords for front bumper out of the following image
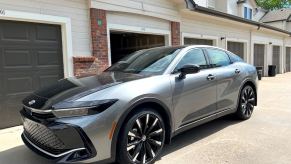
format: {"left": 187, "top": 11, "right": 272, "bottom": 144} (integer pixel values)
{"left": 20, "top": 109, "right": 97, "bottom": 163}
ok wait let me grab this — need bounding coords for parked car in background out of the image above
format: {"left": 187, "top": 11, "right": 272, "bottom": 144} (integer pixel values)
{"left": 20, "top": 45, "right": 257, "bottom": 164}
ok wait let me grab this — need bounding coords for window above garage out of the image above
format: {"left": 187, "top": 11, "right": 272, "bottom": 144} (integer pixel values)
{"left": 244, "top": 6, "right": 253, "bottom": 20}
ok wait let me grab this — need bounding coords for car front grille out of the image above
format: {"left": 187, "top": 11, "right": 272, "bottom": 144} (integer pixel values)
{"left": 23, "top": 118, "right": 67, "bottom": 155}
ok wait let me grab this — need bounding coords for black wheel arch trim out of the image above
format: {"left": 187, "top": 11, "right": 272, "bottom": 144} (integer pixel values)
{"left": 110, "top": 97, "right": 173, "bottom": 162}
{"left": 238, "top": 78, "right": 258, "bottom": 107}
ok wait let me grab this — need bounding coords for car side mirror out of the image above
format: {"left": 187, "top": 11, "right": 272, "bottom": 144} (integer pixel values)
{"left": 178, "top": 64, "right": 200, "bottom": 79}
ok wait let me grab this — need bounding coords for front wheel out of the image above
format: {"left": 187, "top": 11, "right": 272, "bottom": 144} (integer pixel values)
{"left": 117, "top": 109, "right": 165, "bottom": 164}
{"left": 235, "top": 85, "right": 256, "bottom": 120}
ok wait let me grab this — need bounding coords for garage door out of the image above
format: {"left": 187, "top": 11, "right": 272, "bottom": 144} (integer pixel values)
{"left": 273, "top": 46, "right": 281, "bottom": 74}
{"left": 184, "top": 38, "right": 213, "bottom": 46}
{"left": 110, "top": 31, "right": 165, "bottom": 64}
{"left": 227, "top": 41, "right": 244, "bottom": 59}
{"left": 254, "top": 44, "right": 265, "bottom": 75}
{"left": 286, "top": 47, "right": 291, "bottom": 72}
{"left": 0, "top": 20, "right": 63, "bottom": 128}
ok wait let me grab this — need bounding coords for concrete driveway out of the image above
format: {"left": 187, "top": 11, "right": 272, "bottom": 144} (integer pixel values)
{"left": 1, "top": 73, "right": 291, "bottom": 164}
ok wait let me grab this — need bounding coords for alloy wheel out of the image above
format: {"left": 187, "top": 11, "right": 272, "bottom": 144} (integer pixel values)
{"left": 241, "top": 86, "right": 255, "bottom": 117}
{"left": 127, "top": 113, "right": 165, "bottom": 164}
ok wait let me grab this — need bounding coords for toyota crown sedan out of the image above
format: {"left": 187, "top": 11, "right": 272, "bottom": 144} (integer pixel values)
{"left": 20, "top": 45, "right": 257, "bottom": 164}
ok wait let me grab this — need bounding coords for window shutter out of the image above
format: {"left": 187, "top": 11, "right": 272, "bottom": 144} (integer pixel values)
{"left": 244, "top": 7, "right": 248, "bottom": 19}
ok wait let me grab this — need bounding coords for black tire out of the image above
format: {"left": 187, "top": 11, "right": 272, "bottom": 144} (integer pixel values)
{"left": 117, "top": 108, "right": 166, "bottom": 164}
{"left": 235, "top": 85, "right": 256, "bottom": 120}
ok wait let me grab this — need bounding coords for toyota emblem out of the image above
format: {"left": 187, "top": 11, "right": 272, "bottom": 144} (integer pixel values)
{"left": 28, "top": 100, "right": 36, "bottom": 106}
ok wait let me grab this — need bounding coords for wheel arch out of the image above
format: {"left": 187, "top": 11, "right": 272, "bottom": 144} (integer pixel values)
{"left": 111, "top": 98, "right": 173, "bottom": 161}
{"left": 240, "top": 79, "right": 258, "bottom": 106}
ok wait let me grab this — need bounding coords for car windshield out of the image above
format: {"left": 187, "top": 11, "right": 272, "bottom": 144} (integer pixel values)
{"left": 106, "top": 47, "right": 184, "bottom": 75}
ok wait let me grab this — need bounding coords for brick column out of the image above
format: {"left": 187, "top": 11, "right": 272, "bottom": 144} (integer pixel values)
{"left": 90, "top": 8, "right": 109, "bottom": 72}
{"left": 171, "top": 21, "right": 181, "bottom": 46}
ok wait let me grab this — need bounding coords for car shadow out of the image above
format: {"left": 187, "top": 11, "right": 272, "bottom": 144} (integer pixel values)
{"left": 111, "top": 116, "right": 241, "bottom": 164}
{"left": 0, "top": 145, "right": 54, "bottom": 164}
{"left": 0, "top": 117, "right": 241, "bottom": 164}
{"left": 157, "top": 116, "right": 241, "bottom": 160}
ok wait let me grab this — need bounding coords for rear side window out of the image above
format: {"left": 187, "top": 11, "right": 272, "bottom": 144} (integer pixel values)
{"left": 228, "top": 51, "right": 244, "bottom": 63}
{"left": 175, "top": 49, "right": 208, "bottom": 71}
{"left": 206, "top": 49, "right": 231, "bottom": 67}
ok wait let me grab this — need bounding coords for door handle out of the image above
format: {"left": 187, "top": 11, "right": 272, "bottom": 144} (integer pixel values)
{"left": 207, "top": 74, "right": 215, "bottom": 81}
{"left": 235, "top": 69, "right": 240, "bottom": 74}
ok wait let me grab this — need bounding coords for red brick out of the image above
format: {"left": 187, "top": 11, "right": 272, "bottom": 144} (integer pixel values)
{"left": 171, "top": 21, "right": 181, "bottom": 46}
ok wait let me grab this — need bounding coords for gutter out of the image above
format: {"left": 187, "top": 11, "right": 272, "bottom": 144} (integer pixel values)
{"left": 184, "top": 0, "right": 291, "bottom": 36}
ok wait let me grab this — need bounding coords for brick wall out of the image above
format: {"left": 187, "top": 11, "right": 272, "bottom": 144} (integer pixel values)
{"left": 171, "top": 21, "right": 181, "bottom": 46}
{"left": 73, "top": 56, "right": 98, "bottom": 78}
{"left": 90, "top": 8, "right": 109, "bottom": 72}
{"left": 73, "top": 8, "right": 109, "bottom": 77}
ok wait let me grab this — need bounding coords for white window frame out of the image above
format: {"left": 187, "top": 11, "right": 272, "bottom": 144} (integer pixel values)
{"left": 107, "top": 23, "right": 171, "bottom": 66}
{"left": 0, "top": 9, "right": 73, "bottom": 77}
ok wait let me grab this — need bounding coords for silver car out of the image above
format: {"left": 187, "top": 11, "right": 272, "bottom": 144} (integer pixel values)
{"left": 20, "top": 45, "right": 258, "bottom": 164}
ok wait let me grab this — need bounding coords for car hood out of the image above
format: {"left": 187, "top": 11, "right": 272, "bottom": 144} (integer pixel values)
{"left": 22, "top": 72, "right": 148, "bottom": 110}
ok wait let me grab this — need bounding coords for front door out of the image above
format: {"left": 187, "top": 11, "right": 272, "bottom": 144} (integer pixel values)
{"left": 171, "top": 48, "right": 217, "bottom": 128}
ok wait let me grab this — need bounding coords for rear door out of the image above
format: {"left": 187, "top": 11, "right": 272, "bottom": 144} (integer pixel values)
{"left": 205, "top": 48, "right": 243, "bottom": 112}
{"left": 171, "top": 48, "right": 217, "bottom": 127}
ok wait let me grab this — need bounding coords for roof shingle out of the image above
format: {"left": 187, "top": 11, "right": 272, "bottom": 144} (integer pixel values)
{"left": 260, "top": 8, "right": 291, "bottom": 22}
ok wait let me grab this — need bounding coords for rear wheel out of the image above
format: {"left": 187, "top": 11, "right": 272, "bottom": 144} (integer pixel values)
{"left": 117, "top": 109, "right": 165, "bottom": 164}
{"left": 235, "top": 85, "right": 256, "bottom": 120}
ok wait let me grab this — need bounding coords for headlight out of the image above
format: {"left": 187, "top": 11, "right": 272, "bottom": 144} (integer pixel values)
{"left": 52, "top": 99, "right": 118, "bottom": 118}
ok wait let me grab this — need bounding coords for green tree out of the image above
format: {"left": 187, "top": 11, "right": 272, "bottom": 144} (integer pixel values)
{"left": 256, "top": 0, "right": 291, "bottom": 10}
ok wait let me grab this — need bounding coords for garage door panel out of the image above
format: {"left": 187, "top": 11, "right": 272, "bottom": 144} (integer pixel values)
{"left": 0, "top": 102, "right": 22, "bottom": 129}
{"left": 37, "top": 50, "right": 61, "bottom": 66}
{"left": 5, "top": 76, "right": 33, "bottom": 96}
{"left": 3, "top": 49, "right": 32, "bottom": 68}
{"left": 1, "top": 21, "right": 30, "bottom": 41}
{"left": 35, "top": 24, "right": 60, "bottom": 42}
{"left": 0, "top": 73, "right": 3, "bottom": 97}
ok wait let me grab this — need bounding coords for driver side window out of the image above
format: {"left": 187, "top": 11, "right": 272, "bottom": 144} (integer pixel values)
{"left": 175, "top": 49, "right": 208, "bottom": 72}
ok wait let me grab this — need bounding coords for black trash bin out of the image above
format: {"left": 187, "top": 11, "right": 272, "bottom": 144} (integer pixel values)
{"left": 256, "top": 66, "right": 263, "bottom": 80}
{"left": 268, "top": 65, "right": 276, "bottom": 77}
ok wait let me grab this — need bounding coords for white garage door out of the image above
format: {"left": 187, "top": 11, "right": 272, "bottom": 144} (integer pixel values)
{"left": 286, "top": 47, "right": 291, "bottom": 72}
{"left": 272, "top": 46, "right": 281, "bottom": 74}
{"left": 254, "top": 44, "right": 265, "bottom": 75}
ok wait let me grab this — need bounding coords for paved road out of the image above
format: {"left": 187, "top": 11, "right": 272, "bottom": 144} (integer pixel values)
{"left": 1, "top": 73, "right": 291, "bottom": 164}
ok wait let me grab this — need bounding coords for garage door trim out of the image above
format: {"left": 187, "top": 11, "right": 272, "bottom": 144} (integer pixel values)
{"left": 0, "top": 9, "right": 73, "bottom": 77}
